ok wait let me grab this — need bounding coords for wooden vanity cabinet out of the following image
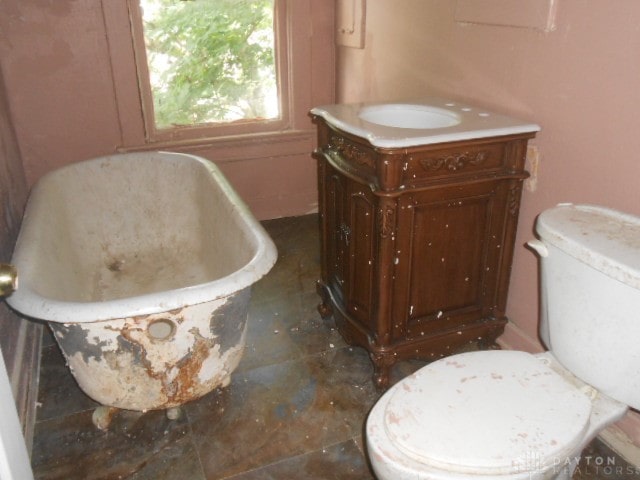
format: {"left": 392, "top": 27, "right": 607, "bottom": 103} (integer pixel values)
{"left": 313, "top": 116, "right": 536, "bottom": 388}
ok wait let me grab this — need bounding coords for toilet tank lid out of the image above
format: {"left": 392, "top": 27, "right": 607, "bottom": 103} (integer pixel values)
{"left": 536, "top": 203, "right": 640, "bottom": 289}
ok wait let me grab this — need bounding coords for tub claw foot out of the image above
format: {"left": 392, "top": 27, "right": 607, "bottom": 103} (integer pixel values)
{"left": 166, "top": 407, "right": 182, "bottom": 421}
{"left": 92, "top": 406, "right": 118, "bottom": 430}
{"left": 220, "top": 374, "right": 232, "bottom": 388}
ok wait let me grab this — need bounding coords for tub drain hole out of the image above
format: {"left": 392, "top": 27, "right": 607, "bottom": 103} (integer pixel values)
{"left": 147, "top": 319, "right": 176, "bottom": 342}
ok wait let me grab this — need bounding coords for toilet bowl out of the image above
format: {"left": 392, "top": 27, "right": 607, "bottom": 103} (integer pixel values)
{"left": 366, "top": 350, "right": 627, "bottom": 480}
{"left": 366, "top": 204, "right": 640, "bottom": 480}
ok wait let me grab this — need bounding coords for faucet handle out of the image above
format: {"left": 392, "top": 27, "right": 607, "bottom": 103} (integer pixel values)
{"left": 0, "top": 264, "right": 18, "bottom": 297}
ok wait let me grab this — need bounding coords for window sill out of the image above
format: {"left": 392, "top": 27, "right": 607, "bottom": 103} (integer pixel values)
{"left": 117, "top": 128, "right": 316, "bottom": 157}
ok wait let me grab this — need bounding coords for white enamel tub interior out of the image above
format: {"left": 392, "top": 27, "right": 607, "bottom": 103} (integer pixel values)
{"left": 9, "top": 151, "right": 277, "bottom": 321}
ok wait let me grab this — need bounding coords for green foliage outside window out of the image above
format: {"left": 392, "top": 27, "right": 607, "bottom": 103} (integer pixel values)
{"left": 141, "top": 0, "right": 278, "bottom": 129}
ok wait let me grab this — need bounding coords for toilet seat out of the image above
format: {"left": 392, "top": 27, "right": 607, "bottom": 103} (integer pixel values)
{"left": 381, "top": 350, "right": 593, "bottom": 476}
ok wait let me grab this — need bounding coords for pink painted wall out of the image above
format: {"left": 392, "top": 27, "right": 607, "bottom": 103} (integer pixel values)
{"left": 337, "top": 0, "right": 640, "bottom": 452}
{"left": 0, "top": 0, "right": 335, "bottom": 220}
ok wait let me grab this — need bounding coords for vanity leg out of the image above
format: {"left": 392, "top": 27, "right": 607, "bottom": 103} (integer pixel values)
{"left": 370, "top": 352, "right": 395, "bottom": 390}
{"left": 317, "top": 302, "right": 333, "bottom": 319}
{"left": 316, "top": 281, "right": 333, "bottom": 319}
{"left": 477, "top": 323, "right": 505, "bottom": 350}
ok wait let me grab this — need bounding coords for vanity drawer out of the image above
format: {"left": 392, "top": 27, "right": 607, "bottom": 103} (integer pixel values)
{"left": 402, "top": 142, "right": 507, "bottom": 187}
{"left": 323, "top": 132, "right": 377, "bottom": 179}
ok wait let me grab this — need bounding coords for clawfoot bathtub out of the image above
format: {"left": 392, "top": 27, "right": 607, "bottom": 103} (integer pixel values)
{"left": 8, "top": 152, "right": 277, "bottom": 412}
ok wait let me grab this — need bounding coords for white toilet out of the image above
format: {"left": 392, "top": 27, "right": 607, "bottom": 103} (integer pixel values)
{"left": 366, "top": 203, "right": 640, "bottom": 480}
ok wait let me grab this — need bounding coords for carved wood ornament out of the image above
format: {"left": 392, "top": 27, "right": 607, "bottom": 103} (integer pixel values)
{"left": 418, "top": 151, "right": 488, "bottom": 172}
{"left": 508, "top": 183, "right": 522, "bottom": 216}
{"left": 328, "top": 135, "right": 374, "bottom": 168}
{"left": 378, "top": 205, "right": 395, "bottom": 239}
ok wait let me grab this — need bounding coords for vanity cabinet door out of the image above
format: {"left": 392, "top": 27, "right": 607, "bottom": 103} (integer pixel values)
{"left": 321, "top": 162, "right": 376, "bottom": 328}
{"left": 391, "top": 180, "right": 510, "bottom": 342}
{"left": 322, "top": 167, "right": 349, "bottom": 303}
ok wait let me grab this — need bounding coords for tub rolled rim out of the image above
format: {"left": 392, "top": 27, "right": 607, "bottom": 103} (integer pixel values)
{"left": 7, "top": 246, "right": 276, "bottom": 323}
{"left": 6, "top": 151, "right": 278, "bottom": 323}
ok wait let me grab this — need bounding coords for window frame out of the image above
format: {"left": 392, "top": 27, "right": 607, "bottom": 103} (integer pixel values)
{"left": 102, "top": 0, "right": 334, "bottom": 153}
{"left": 127, "top": 0, "right": 291, "bottom": 143}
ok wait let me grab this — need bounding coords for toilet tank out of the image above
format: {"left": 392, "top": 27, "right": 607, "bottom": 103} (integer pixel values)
{"left": 531, "top": 203, "right": 640, "bottom": 410}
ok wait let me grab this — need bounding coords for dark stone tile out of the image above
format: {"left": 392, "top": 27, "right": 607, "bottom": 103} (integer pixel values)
{"left": 288, "top": 291, "right": 348, "bottom": 357}
{"left": 226, "top": 440, "right": 375, "bottom": 480}
{"left": 127, "top": 436, "right": 205, "bottom": 480}
{"left": 41, "top": 323, "right": 57, "bottom": 348}
{"left": 251, "top": 250, "right": 304, "bottom": 305}
{"left": 36, "top": 344, "right": 100, "bottom": 422}
{"left": 185, "top": 346, "right": 378, "bottom": 480}
{"left": 241, "top": 290, "right": 348, "bottom": 373}
{"left": 573, "top": 438, "right": 639, "bottom": 479}
{"left": 239, "top": 294, "right": 305, "bottom": 372}
{"left": 32, "top": 408, "right": 192, "bottom": 480}
{"left": 252, "top": 217, "right": 321, "bottom": 307}
{"left": 262, "top": 214, "right": 320, "bottom": 257}
{"left": 297, "top": 248, "right": 321, "bottom": 295}
{"left": 388, "top": 358, "right": 429, "bottom": 386}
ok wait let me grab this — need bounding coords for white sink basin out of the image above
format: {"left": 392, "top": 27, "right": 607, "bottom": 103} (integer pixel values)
{"left": 358, "top": 104, "right": 461, "bottom": 129}
{"left": 310, "top": 97, "right": 541, "bottom": 148}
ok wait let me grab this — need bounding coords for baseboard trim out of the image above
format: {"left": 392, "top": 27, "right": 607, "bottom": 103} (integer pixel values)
{"left": 600, "top": 424, "right": 640, "bottom": 468}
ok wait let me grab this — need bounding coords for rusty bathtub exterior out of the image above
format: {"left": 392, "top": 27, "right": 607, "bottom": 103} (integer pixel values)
{"left": 50, "top": 290, "right": 250, "bottom": 410}
{"left": 8, "top": 152, "right": 277, "bottom": 411}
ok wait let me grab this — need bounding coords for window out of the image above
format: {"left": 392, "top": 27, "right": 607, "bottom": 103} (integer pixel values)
{"left": 139, "top": 0, "right": 279, "bottom": 130}
{"left": 103, "top": 0, "right": 334, "bottom": 151}
{"left": 127, "top": 0, "right": 291, "bottom": 142}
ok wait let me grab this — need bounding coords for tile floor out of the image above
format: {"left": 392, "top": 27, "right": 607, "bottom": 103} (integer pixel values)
{"left": 31, "top": 215, "right": 637, "bottom": 479}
